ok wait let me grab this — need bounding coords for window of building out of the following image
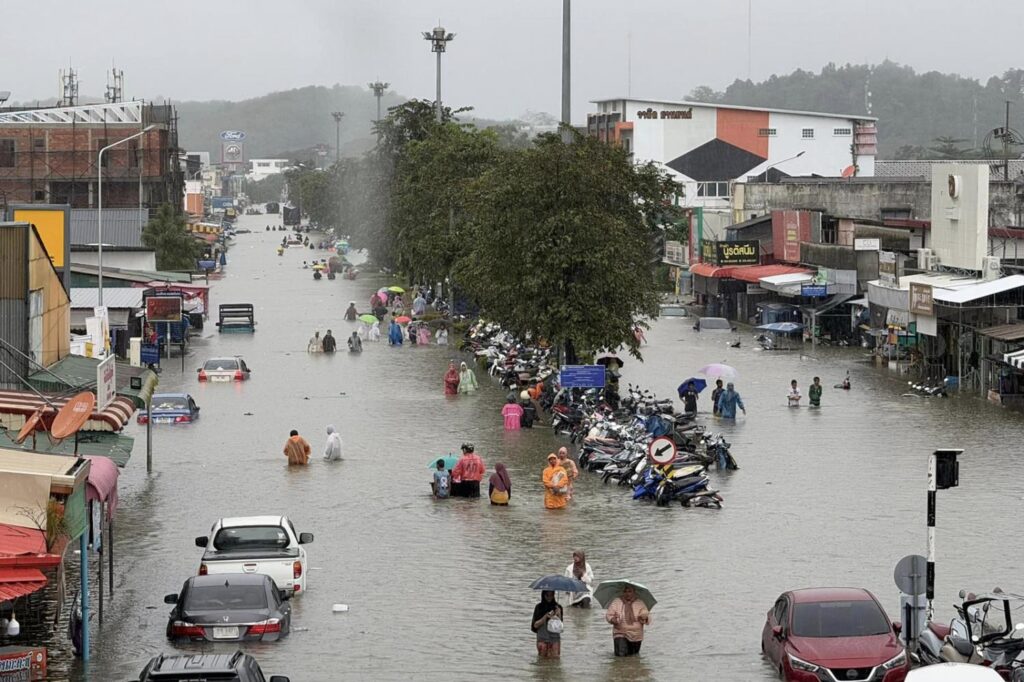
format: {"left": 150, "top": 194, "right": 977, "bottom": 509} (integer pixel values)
{"left": 757, "top": 128, "right": 776, "bottom": 137}
{"left": 33, "top": 190, "right": 45, "bottom": 201}
{"left": 821, "top": 216, "right": 838, "bottom": 244}
{"left": 0, "top": 139, "right": 15, "bottom": 167}
{"left": 696, "top": 181, "right": 730, "bottom": 198}
{"left": 881, "top": 208, "right": 912, "bottom": 220}
{"left": 257, "top": 162, "right": 271, "bottom": 168}
{"left": 128, "top": 141, "right": 139, "bottom": 169}
{"left": 622, "top": 137, "right": 631, "bottom": 153}
{"left": 833, "top": 127, "right": 852, "bottom": 136}
{"left": 801, "top": 128, "right": 815, "bottom": 139}
{"left": 33, "top": 138, "right": 45, "bottom": 152}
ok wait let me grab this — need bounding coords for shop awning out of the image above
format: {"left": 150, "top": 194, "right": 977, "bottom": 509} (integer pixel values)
{"left": 978, "top": 323, "right": 1024, "bottom": 342}
{"left": 848, "top": 297, "right": 869, "bottom": 307}
{"left": 84, "top": 455, "right": 119, "bottom": 517}
{"left": 27, "top": 355, "right": 157, "bottom": 409}
{"left": 932, "top": 275, "right": 1024, "bottom": 306}
{"left": 730, "top": 264, "right": 812, "bottom": 284}
{"left": 760, "top": 272, "right": 814, "bottom": 295}
{"left": 10, "top": 433, "right": 135, "bottom": 468}
{"left": 0, "top": 526, "right": 46, "bottom": 558}
{"left": 690, "top": 263, "right": 735, "bottom": 278}
{"left": 0, "top": 389, "right": 136, "bottom": 432}
{"left": 0, "top": 567, "right": 47, "bottom": 602}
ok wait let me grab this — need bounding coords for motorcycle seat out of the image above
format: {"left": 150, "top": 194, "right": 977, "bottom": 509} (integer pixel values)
{"left": 927, "top": 622, "right": 951, "bottom": 639}
{"left": 942, "top": 637, "right": 975, "bottom": 660}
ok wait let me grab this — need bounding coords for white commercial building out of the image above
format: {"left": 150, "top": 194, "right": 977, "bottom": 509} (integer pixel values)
{"left": 588, "top": 98, "right": 878, "bottom": 240}
{"left": 248, "top": 158, "right": 290, "bottom": 181}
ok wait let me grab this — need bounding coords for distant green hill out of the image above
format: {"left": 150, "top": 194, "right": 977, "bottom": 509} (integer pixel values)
{"left": 174, "top": 84, "right": 535, "bottom": 161}
{"left": 688, "top": 61, "right": 1024, "bottom": 159}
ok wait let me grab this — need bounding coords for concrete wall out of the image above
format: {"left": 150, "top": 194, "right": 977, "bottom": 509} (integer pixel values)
{"left": 28, "top": 229, "right": 70, "bottom": 367}
{"left": 71, "top": 249, "right": 156, "bottom": 271}
{"left": 930, "top": 164, "right": 988, "bottom": 271}
{"left": 739, "top": 179, "right": 1019, "bottom": 226}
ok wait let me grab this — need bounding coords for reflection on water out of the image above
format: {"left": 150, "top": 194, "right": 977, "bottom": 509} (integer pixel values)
{"left": 62, "top": 213, "right": 1024, "bottom": 681}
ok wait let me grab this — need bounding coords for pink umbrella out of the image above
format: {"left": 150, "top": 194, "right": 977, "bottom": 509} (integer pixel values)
{"left": 395, "top": 315, "right": 412, "bottom": 324}
{"left": 698, "top": 363, "right": 737, "bottom": 379}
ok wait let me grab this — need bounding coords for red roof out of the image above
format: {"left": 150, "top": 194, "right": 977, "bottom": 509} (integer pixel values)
{"left": 0, "top": 525, "right": 46, "bottom": 558}
{"left": 729, "top": 264, "right": 812, "bottom": 283}
{"left": 690, "top": 263, "right": 736, "bottom": 278}
{"left": 0, "top": 567, "right": 47, "bottom": 602}
{"left": 0, "top": 389, "right": 135, "bottom": 432}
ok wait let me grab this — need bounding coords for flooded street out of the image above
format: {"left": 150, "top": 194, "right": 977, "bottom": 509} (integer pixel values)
{"left": 71, "top": 212, "right": 1024, "bottom": 681}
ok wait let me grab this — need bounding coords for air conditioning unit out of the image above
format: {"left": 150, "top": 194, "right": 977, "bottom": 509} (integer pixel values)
{"left": 982, "top": 256, "right": 1002, "bottom": 281}
{"left": 917, "top": 248, "right": 935, "bottom": 271}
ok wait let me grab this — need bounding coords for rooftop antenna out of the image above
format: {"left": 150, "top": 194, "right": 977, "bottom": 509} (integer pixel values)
{"left": 864, "top": 65, "right": 873, "bottom": 116}
{"left": 59, "top": 64, "right": 79, "bottom": 107}
{"left": 105, "top": 66, "right": 124, "bottom": 103}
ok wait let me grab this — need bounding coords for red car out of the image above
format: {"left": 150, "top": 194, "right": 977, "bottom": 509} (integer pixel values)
{"left": 762, "top": 587, "right": 910, "bottom": 682}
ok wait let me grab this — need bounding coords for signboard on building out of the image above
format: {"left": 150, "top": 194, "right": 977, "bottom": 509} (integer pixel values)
{"left": 801, "top": 284, "right": 828, "bottom": 297}
{"left": 559, "top": 365, "right": 607, "bottom": 388}
{"left": 96, "top": 355, "right": 116, "bottom": 410}
{"left": 0, "top": 646, "right": 47, "bottom": 680}
{"left": 909, "top": 282, "right": 934, "bottom": 316}
{"left": 700, "top": 239, "right": 760, "bottom": 266}
{"left": 145, "top": 296, "right": 182, "bottom": 323}
{"left": 8, "top": 204, "right": 72, "bottom": 289}
{"left": 211, "top": 197, "right": 234, "bottom": 210}
{"left": 663, "top": 240, "right": 685, "bottom": 266}
{"left": 855, "top": 238, "right": 880, "bottom": 251}
{"left": 772, "top": 210, "right": 812, "bottom": 264}
{"left": 879, "top": 251, "right": 899, "bottom": 287}
{"left": 219, "top": 130, "right": 247, "bottom": 141}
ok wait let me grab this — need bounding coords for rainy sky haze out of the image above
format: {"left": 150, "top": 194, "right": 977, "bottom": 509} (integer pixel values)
{"left": 4, "top": 0, "right": 1022, "bottom": 121}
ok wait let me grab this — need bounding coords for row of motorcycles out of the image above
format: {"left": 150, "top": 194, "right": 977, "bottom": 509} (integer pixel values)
{"left": 916, "top": 588, "right": 1024, "bottom": 680}
{"left": 460, "top": 320, "right": 739, "bottom": 510}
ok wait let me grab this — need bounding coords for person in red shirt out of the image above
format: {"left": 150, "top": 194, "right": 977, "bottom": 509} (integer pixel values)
{"left": 451, "top": 443, "right": 485, "bottom": 498}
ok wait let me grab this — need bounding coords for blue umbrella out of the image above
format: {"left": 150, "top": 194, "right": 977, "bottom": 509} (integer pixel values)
{"left": 757, "top": 322, "right": 805, "bottom": 334}
{"left": 427, "top": 454, "right": 459, "bottom": 470}
{"left": 529, "top": 575, "right": 588, "bottom": 592}
{"left": 677, "top": 377, "right": 707, "bottom": 396}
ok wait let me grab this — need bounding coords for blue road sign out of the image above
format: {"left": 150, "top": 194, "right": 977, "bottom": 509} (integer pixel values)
{"left": 801, "top": 284, "right": 827, "bottom": 297}
{"left": 559, "top": 364, "right": 607, "bottom": 388}
{"left": 141, "top": 344, "right": 160, "bottom": 366}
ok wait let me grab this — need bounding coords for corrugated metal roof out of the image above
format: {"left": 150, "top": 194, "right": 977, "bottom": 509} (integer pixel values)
{"left": 70, "top": 288, "right": 144, "bottom": 309}
{"left": 0, "top": 568, "right": 47, "bottom": 601}
{"left": 70, "top": 208, "right": 147, "bottom": 247}
{"left": 978, "top": 323, "right": 1024, "bottom": 342}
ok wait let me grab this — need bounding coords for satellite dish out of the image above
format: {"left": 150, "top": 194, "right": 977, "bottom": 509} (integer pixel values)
{"left": 14, "top": 409, "right": 44, "bottom": 444}
{"left": 841, "top": 165, "right": 856, "bottom": 178}
{"left": 50, "top": 392, "right": 96, "bottom": 440}
{"left": 0, "top": 91, "right": 10, "bottom": 105}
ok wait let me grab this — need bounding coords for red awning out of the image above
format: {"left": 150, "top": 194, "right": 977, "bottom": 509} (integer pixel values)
{"left": 0, "top": 525, "right": 46, "bottom": 558}
{"left": 0, "top": 567, "right": 48, "bottom": 602}
{"left": 0, "top": 389, "right": 135, "bottom": 432}
{"left": 728, "top": 265, "right": 812, "bottom": 284}
{"left": 690, "top": 263, "right": 736, "bottom": 278}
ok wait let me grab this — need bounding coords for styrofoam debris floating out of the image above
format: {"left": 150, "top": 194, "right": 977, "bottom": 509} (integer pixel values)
{"left": 332, "top": 604, "right": 349, "bottom": 613}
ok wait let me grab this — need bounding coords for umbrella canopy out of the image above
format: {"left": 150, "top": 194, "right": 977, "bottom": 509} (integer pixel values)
{"left": 757, "top": 322, "right": 804, "bottom": 334}
{"left": 593, "top": 579, "right": 657, "bottom": 610}
{"left": 677, "top": 377, "right": 707, "bottom": 395}
{"left": 394, "top": 315, "right": 412, "bottom": 324}
{"left": 595, "top": 352, "right": 624, "bottom": 368}
{"left": 529, "top": 575, "right": 588, "bottom": 592}
{"left": 377, "top": 287, "right": 390, "bottom": 296}
{"left": 358, "top": 314, "right": 379, "bottom": 324}
{"left": 388, "top": 286, "right": 406, "bottom": 293}
{"left": 698, "top": 363, "right": 738, "bottom": 379}
{"left": 427, "top": 454, "right": 459, "bottom": 470}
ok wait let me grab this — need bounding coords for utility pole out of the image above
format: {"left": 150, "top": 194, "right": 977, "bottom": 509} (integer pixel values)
{"left": 368, "top": 81, "right": 389, "bottom": 142}
{"left": 331, "top": 111, "right": 344, "bottom": 164}
{"left": 561, "top": 0, "right": 571, "bottom": 143}
{"left": 423, "top": 24, "right": 455, "bottom": 123}
{"left": 1004, "top": 100, "right": 1012, "bottom": 181}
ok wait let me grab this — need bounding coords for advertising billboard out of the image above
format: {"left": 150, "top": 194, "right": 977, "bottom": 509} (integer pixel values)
{"left": 700, "top": 240, "right": 760, "bottom": 266}
{"left": 146, "top": 296, "right": 183, "bottom": 323}
{"left": 96, "top": 355, "right": 116, "bottom": 410}
{"left": 910, "top": 282, "right": 934, "bottom": 316}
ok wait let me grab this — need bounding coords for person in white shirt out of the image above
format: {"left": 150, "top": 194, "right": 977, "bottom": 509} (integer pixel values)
{"left": 787, "top": 379, "right": 801, "bottom": 407}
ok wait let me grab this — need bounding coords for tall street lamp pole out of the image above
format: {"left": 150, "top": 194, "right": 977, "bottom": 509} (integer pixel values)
{"left": 368, "top": 81, "right": 389, "bottom": 142}
{"left": 561, "top": 0, "right": 571, "bottom": 143}
{"left": 98, "top": 124, "right": 156, "bottom": 306}
{"left": 331, "top": 112, "right": 344, "bottom": 164}
{"left": 423, "top": 25, "right": 455, "bottom": 123}
{"left": 756, "top": 150, "right": 805, "bottom": 182}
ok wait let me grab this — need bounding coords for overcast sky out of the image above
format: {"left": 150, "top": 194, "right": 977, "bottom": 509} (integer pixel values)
{"left": 5, "top": 0, "right": 1023, "bottom": 121}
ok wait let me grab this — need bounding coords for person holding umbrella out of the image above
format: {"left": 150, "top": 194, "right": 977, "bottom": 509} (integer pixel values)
{"left": 677, "top": 379, "right": 703, "bottom": 418}
{"left": 710, "top": 379, "right": 725, "bottom": 416}
{"left": 596, "top": 581, "right": 654, "bottom": 657}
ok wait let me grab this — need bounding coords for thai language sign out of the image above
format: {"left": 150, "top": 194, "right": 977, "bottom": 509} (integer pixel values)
{"left": 700, "top": 239, "right": 760, "bottom": 266}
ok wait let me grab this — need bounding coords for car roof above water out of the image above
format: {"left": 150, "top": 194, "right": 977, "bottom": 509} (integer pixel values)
{"left": 187, "top": 573, "right": 272, "bottom": 588}
{"left": 789, "top": 587, "right": 874, "bottom": 603}
{"left": 147, "top": 651, "right": 247, "bottom": 675}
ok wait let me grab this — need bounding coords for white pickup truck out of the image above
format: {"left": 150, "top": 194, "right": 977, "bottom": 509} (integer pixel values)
{"left": 195, "top": 516, "right": 314, "bottom": 596}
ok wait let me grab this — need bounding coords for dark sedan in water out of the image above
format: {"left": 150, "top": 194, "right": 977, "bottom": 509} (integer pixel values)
{"left": 165, "top": 573, "right": 291, "bottom": 643}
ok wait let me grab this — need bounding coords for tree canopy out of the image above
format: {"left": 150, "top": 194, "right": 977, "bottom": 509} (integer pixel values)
{"left": 142, "top": 204, "right": 200, "bottom": 271}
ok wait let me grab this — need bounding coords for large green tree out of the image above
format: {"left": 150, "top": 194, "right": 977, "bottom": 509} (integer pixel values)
{"left": 454, "top": 131, "right": 681, "bottom": 358}
{"left": 389, "top": 124, "right": 501, "bottom": 281}
{"left": 141, "top": 204, "right": 200, "bottom": 271}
